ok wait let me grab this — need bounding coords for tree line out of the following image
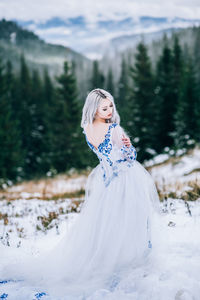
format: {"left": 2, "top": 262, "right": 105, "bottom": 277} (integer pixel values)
{"left": 91, "top": 31, "right": 200, "bottom": 161}
{"left": 0, "top": 55, "right": 97, "bottom": 187}
{"left": 0, "top": 30, "right": 200, "bottom": 186}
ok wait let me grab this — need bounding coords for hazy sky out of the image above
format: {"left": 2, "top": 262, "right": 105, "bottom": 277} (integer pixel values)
{"left": 1, "top": 0, "right": 200, "bottom": 59}
{"left": 1, "top": 0, "right": 200, "bottom": 23}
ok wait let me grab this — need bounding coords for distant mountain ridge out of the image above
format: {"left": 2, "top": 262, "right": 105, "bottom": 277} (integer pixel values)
{"left": 12, "top": 15, "right": 200, "bottom": 59}
{"left": 0, "top": 18, "right": 92, "bottom": 98}
{"left": 0, "top": 18, "right": 199, "bottom": 98}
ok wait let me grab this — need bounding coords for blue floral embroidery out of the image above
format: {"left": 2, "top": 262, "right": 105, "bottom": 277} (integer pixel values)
{"left": 147, "top": 217, "right": 152, "bottom": 249}
{"left": 98, "top": 124, "right": 117, "bottom": 166}
{"left": 107, "top": 272, "right": 121, "bottom": 291}
{"left": 0, "top": 279, "right": 48, "bottom": 299}
{"left": 148, "top": 240, "right": 152, "bottom": 248}
{"left": 83, "top": 123, "right": 117, "bottom": 167}
{"left": 83, "top": 123, "right": 137, "bottom": 187}
{"left": 98, "top": 132, "right": 113, "bottom": 166}
{"left": 35, "top": 292, "right": 47, "bottom": 299}
{"left": 0, "top": 279, "right": 23, "bottom": 284}
{"left": 120, "top": 145, "right": 137, "bottom": 162}
{"left": 104, "top": 170, "right": 118, "bottom": 187}
{"left": 0, "top": 294, "right": 8, "bottom": 299}
{"left": 83, "top": 123, "right": 116, "bottom": 153}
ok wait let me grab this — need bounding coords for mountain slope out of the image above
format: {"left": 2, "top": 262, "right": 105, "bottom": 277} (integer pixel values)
{"left": 0, "top": 19, "right": 92, "bottom": 98}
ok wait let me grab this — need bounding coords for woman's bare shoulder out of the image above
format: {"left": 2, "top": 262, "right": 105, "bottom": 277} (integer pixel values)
{"left": 85, "top": 123, "right": 114, "bottom": 142}
{"left": 86, "top": 122, "right": 111, "bottom": 132}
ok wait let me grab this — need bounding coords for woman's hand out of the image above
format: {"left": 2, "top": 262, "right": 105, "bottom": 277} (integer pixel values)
{"left": 122, "top": 134, "right": 131, "bottom": 148}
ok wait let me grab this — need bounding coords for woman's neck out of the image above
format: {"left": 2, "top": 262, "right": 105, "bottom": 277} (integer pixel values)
{"left": 93, "top": 117, "right": 107, "bottom": 124}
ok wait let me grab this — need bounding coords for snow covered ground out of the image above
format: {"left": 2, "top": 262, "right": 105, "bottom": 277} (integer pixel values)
{"left": 0, "top": 147, "right": 200, "bottom": 299}
{"left": 0, "top": 198, "right": 199, "bottom": 299}
{"left": 147, "top": 146, "right": 200, "bottom": 199}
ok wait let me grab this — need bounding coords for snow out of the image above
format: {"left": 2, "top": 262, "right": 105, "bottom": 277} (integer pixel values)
{"left": 147, "top": 147, "right": 200, "bottom": 196}
{"left": 0, "top": 198, "right": 199, "bottom": 299}
{"left": 0, "top": 148, "right": 200, "bottom": 299}
{"left": 2, "top": 173, "right": 88, "bottom": 200}
{"left": 0, "top": 198, "right": 83, "bottom": 248}
{"left": 144, "top": 153, "right": 170, "bottom": 167}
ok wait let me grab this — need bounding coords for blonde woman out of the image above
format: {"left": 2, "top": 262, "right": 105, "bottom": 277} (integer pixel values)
{"left": 1, "top": 88, "right": 161, "bottom": 299}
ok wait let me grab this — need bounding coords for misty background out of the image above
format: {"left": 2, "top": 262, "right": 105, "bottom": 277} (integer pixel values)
{"left": 0, "top": 0, "right": 200, "bottom": 187}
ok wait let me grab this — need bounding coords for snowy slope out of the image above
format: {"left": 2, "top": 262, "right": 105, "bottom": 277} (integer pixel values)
{"left": 0, "top": 198, "right": 199, "bottom": 299}
{"left": 147, "top": 146, "right": 200, "bottom": 199}
{"left": 0, "top": 147, "right": 200, "bottom": 299}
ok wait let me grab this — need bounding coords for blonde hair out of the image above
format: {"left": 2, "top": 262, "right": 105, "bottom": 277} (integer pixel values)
{"left": 81, "top": 88, "right": 120, "bottom": 128}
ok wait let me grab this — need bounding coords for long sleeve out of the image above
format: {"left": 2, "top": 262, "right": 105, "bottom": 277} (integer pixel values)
{"left": 112, "top": 124, "right": 137, "bottom": 162}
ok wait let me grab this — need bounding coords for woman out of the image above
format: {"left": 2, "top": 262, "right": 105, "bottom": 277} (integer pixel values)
{"left": 1, "top": 88, "right": 161, "bottom": 299}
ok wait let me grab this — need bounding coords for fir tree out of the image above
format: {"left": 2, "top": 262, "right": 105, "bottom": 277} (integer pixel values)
{"left": 193, "top": 27, "right": 200, "bottom": 89}
{"left": 128, "top": 42, "right": 156, "bottom": 161}
{"left": 174, "top": 57, "right": 200, "bottom": 148}
{"left": 90, "top": 60, "right": 105, "bottom": 89}
{"left": 105, "top": 67, "right": 115, "bottom": 98}
{"left": 0, "top": 58, "right": 22, "bottom": 182}
{"left": 17, "top": 54, "right": 34, "bottom": 178}
{"left": 116, "top": 55, "right": 131, "bottom": 128}
{"left": 170, "top": 35, "right": 184, "bottom": 141}
{"left": 42, "top": 67, "right": 56, "bottom": 171}
{"left": 193, "top": 27, "right": 200, "bottom": 136}
{"left": 154, "top": 37, "right": 175, "bottom": 151}
{"left": 172, "top": 35, "right": 184, "bottom": 100}
{"left": 29, "top": 68, "right": 48, "bottom": 175}
{"left": 52, "top": 61, "right": 83, "bottom": 172}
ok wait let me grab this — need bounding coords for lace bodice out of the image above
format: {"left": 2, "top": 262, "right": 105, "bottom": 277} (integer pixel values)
{"left": 83, "top": 123, "right": 137, "bottom": 187}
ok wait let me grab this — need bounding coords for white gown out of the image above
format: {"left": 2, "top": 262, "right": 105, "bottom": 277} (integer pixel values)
{"left": 0, "top": 122, "right": 161, "bottom": 299}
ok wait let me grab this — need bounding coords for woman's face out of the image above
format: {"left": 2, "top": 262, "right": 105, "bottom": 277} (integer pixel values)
{"left": 95, "top": 98, "right": 113, "bottom": 120}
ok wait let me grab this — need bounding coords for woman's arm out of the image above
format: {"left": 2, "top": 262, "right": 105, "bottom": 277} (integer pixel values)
{"left": 112, "top": 124, "right": 137, "bottom": 162}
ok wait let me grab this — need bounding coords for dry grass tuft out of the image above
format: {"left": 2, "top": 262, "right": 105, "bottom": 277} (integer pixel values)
{"left": 181, "top": 179, "right": 200, "bottom": 201}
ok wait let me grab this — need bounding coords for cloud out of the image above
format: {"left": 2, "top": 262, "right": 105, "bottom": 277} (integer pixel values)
{"left": 30, "top": 26, "right": 72, "bottom": 37}
{"left": 1, "top": 0, "right": 199, "bottom": 60}
{"left": 0, "top": 0, "right": 200, "bottom": 22}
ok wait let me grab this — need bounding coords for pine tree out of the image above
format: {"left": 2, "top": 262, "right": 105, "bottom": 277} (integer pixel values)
{"left": 193, "top": 27, "right": 200, "bottom": 89}
{"left": 128, "top": 42, "right": 156, "bottom": 161}
{"left": 90, "top": 60, "right": 105, "bottom": 89}
{"left": 193, "top": 27, "right": 200, "bottom": 140}
{"left": 172, "top": 35, "right": 184, "bottom": 98}
{"left": 52, "top": 60, "right": 83, "bottom": 172}
{"left": 116, "top": 55, "right": 131, "bottom": 128}
{"left": 29, "top": 68, "right": 48, "bottom": 175}
{"left": 154, "top": 37, "right": 175, "bottom": 151}
{"left": 0, "top": 58, "right": 22, "bottom": 182}
{"left": 17, "top": 54, "right": 34, "bottom": 178}
{"left": 171, "top": 35, "right": 184, "bottom": 141}
{"left": 42, "top": 67, "right": 56, "bottom": 172}
{"left": 105, "top": 67, "right": 115, "bottom": 98}
{"left": 174, "top": 57, "right": 200, "bottom": 148}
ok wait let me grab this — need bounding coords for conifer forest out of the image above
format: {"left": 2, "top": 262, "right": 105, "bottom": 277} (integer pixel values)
{"left": 0, "top": 20, "right": 200, "bottom": 187}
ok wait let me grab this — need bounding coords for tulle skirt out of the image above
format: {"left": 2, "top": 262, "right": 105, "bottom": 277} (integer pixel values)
{"left": 0, "top": 160, "right": 161, "bottom": 299}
